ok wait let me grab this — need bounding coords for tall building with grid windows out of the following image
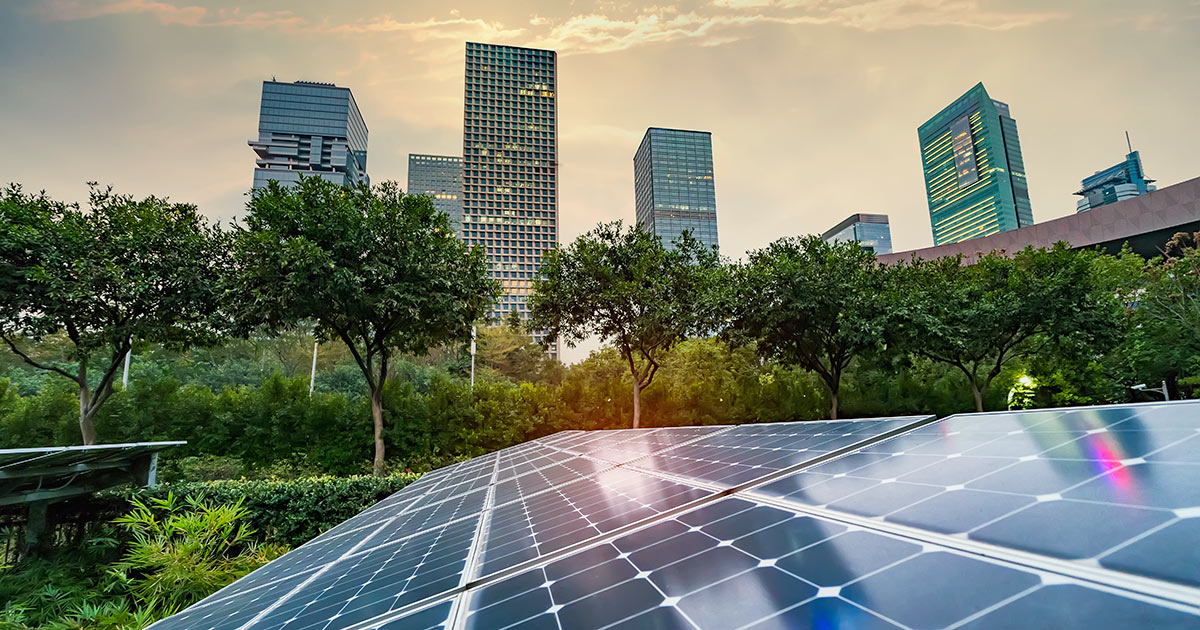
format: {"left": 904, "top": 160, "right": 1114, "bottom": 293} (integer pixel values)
{"left": 407, "top": 154, "right": 463, "bottom": 233}
{"left": 633, "top": 128, "right": 718, "bottom": 251}
{"left": 918, "top": 82, "right": 1032, "bottom": 246}
{"left": 248, "top": 80, "right": 368, "bottom": 190}
{"left": 461, "top": 42, "right": 558, "bottom": 355}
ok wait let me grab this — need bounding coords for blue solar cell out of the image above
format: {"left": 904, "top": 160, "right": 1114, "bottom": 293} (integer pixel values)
{"left": 757, "top": 402, "right": 1200, "bottom": 594}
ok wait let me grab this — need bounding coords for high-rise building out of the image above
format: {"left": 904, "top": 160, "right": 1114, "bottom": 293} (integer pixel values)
{"left": 408, "top": 154, "right": 463, "bottom": 232}
{"left": 820, "top": 213, "right": 893, "bottom": 254}
{"left": 461, "top": 42, "right": 558, "bottom": 355}
{"left": 918, "top": 82, "right": 1032, "bottom": 246}
{"left": 1076, "top": 149, "right": 1155, "bottom": 213}
{"left": 633, "top": 128, "right": 719, "bottom": 251}
{"left": 249, "top": 80, "right": 368, "bottom": 190}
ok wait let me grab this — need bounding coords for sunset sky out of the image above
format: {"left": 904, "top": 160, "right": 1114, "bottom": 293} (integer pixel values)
{"left": 2, "top": 0, "right": 1199, "bottom": 360}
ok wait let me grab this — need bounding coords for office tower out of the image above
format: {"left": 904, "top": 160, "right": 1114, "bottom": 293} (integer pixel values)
{"left": 1076, "top": 147, "right": 1155, "bottom": 213}
{"left": 821, "top": 214, "right": 893, "bottom": 254}
{"left": 408, "top": 154, "right": 463, "bottom": 232}
{"left": 918, "top": 82, "right": 1032, "bottom": 245}
{"left": 633, "top": 128, "right": 719, "bottom": 251}
{"left": 461, "top": 42, "right": 558, "bottom": 355}
{"left": 249, "top": 80, "right": 368, "bottom": 190}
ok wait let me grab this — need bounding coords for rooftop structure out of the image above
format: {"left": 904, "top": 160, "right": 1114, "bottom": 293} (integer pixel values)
{"left": 879, "top": 175, "right": 1200, "bottom": 265}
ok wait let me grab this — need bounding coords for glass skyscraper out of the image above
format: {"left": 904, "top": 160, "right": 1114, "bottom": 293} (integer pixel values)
{"left": 1076, "top": 150, "right": 1155, "bottom": 213}
{"left": 918, "top": 83, "right": 1032, "bottom": 245}
{"left": 820, "top": 213, "right": 893, "bottom": 254}
{"left": 407, "top": 154, "right": 463, "bottom": 233}
{"left": 633, "top": 128, "right": 718, "bottom": 251}
{"left": 461, "top": 42, "right": 558, "bottom": 354}
{"left": 249, "top": 80, "right": 368, "bottom": 190}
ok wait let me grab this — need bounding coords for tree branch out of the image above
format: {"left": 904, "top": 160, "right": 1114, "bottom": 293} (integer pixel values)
{"left": 0, "top": 333, "right": 80, "bottom": 383}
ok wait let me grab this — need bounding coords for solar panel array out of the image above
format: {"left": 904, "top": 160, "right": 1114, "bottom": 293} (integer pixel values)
{"left": 151, "top": 403, "right": 1200, "bottom": 630}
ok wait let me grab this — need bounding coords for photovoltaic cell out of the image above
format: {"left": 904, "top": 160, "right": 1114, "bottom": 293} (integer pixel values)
{"left": 461, "top": 495, "right": 1197, "bottom": 630}
{"left": 626, "top": 417, "right": 930, "bottom": 487}
{"left": 755, "top": 403, "right": 1200, "bottom": 590}
{"left": 477, "top": 467, "right": 710, "bottom": 576}
{"left": 246, "top": 516, "right": 480, "bottom": 630}
{"left": 153, "top": 403, "right": 1200, "bottom": 630}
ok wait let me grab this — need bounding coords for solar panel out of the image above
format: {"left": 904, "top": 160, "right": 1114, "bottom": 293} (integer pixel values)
{"left": 150, "top": 404, "right": 1200, "bottom": 630}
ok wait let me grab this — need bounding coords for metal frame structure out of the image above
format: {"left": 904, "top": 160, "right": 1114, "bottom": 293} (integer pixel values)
{"left": 0, "top": 441, "right": 184, "bottom": 552}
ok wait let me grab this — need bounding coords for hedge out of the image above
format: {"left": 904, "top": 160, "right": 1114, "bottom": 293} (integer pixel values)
{"left": 99, "top": 473, "right": 422, "bottom": 548}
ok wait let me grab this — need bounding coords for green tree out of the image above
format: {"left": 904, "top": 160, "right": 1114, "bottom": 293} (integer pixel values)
{"left": 895, "top": 244, "right": 1120, "bottom": 412}
{"left": 529, "top": 222, "right": 720, "bottom": 429}
{"left": 228, "top": 178, "right": 495, "bottom": 474}
{"left": 0, "top": 184, "right": 227, "bottom": 444}
{"left": 476, "top": 312, "right": 564, "bottom": 384}
{"left": 724, "top": 236, "right": 888, "bottom": 419}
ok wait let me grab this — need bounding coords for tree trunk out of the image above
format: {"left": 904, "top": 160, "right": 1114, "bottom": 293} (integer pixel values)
{"left": 971, "top": 382, "right": 984, "bottom": 413}
{"left": 632, "top": 381, "right": 641, "bottom": 430}
{"left": 370, "top": 387, "right": 386, "bottom": 476}
{"left": 829, "top": 390, "right": 839, "bottom": 421}
{"left": 77, "top": 363, "right": 96, "bottom": 445}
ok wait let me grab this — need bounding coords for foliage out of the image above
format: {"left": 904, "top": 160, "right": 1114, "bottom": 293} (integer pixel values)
{"left": 893, "top": 244, "right": 1122, "bottom": 411}
{"left": 725, "top": 236, "right": 889, "bottom": 419}
{"left": 475, "top": 314, "right": 565, "bottom": 385}
{"left": 0, "top": 495, "right": 283, "bottom": 630}
{"left": 0, "top": 184, "right": 227, "bottom": 444}
{"left": 228, "top": 178, "right": 496, "bottom": 474}
{"left": 529, "top": 222, "right": 721, "bottom": 428}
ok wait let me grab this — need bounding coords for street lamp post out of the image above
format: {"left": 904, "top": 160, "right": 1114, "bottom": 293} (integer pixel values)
{"left": 309, "top": 341, "right": 318, "bottom": 395}
{"left": 470, "top": 326, "right": 477, "bottom": 390}
{"left": 1131, "top": 381, "right": 1170, "bottom": 401}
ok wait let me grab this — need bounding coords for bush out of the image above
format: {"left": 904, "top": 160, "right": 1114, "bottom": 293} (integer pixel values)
{"left": 0, "top": 495, "right": 283, "bottom": 630}
{"left": 104, "top": 473, "right": 421, "bottom": 548}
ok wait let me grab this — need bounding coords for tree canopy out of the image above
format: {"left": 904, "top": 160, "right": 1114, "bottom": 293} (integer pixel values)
{"left": 227, "top": 177, "right": 496, "bottom": 474}
{"left": 0, "top": 184, "right": 227, "bottom": 443}
{"left": 724, "top": 236, "right": 889, "bottom": 419}
{"left": 894, "top": 243, "right": 1121, "bottom": 411}
{"left": 529, "top": 222, "right": 721, "bottom": 428}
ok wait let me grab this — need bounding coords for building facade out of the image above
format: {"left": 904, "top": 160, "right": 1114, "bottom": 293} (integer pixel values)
{"left": 918, "top": 82, "right": 1032, "bottom": 246}
{"left": 461, "top": 42, "right": 558, "bottom": 354}
{"left": 1076, "top": 150, "right": 1155, "bottom": 213}
{"left": 633, "top": 128, "right": 718, "bottom": 251}
{"left": 249, "top": 80, "right": 368, "bottom": 190}
{"left": 408, "top": 154, "right": 463, "bottom": 233}
{"left": 820, "top": 213, "right": 893, "bottom": 254}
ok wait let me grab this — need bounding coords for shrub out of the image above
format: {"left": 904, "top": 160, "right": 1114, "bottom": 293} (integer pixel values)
{"left": 105, "top": 473, "right": 421, "bottom": 548}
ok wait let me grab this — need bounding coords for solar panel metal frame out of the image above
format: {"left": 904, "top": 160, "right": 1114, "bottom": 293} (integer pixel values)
{"left": 0, "top": 441, "right": 184, "bottom": 507}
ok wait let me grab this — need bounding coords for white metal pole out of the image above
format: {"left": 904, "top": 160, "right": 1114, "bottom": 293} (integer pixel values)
{"left": 470, "top": 326, "right": 477, "bottom": 390}
{"left": 122, "top": 345, "right": 131, "bottom": 389}
{"left": 1162, "top": 380, "right": 1170, "bottom": 401}
{"left": 309, "top": 341, "right": 319, "bottom": 395}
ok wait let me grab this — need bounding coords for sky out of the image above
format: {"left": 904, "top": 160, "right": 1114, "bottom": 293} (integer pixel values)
{"left": 2, "top": 0, "right": 1199, "bottom": 362}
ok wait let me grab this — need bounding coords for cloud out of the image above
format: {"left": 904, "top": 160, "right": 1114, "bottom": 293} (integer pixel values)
{"left": 33, "top": 0, "right": 304, "bottom": 28}
{"left": 326, "top": 15, "right": 525, "bottom": 41}
{"left": 29, "top": 0, "right": 1066, "bottom": 55}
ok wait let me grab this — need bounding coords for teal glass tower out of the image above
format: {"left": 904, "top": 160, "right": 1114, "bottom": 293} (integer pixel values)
{"left": 918, "top": 83, "right": 1032, "bottom": 245}
{"left": 633, "top": 128, "right": 718, "bottom": 251}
